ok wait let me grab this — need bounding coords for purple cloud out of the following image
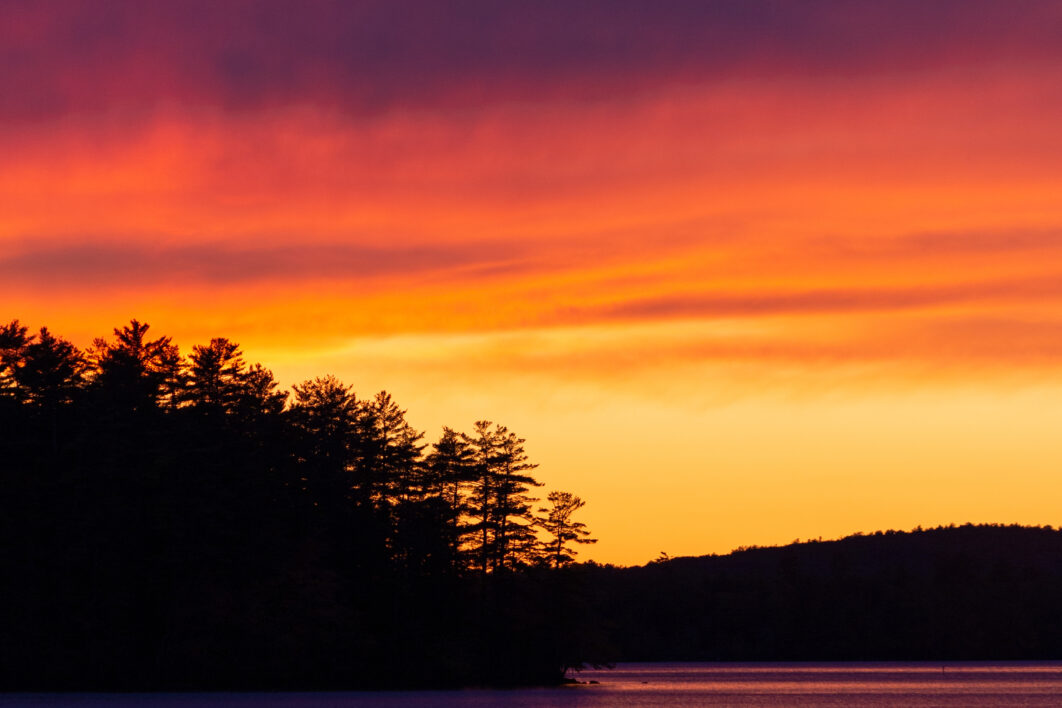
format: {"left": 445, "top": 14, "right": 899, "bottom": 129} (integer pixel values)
{"left": 3, "top": 0, "right": 1061, "bottom": 125}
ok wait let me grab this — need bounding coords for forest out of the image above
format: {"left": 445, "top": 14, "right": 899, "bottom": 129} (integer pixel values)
{"left": 590, "top": 523, "right": 1062, "bottom": 661}
{"left": 5, "top": 318, "right": 1062, "bottom": 690}
{"left": 0, "top": 319, "right": 605, "bottom": 689}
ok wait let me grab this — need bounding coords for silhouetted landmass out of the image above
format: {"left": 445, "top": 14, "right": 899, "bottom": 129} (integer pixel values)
{"left": 586, "top": 524, "right": 1062, "bottom": 661}
{"left": 0, "top": 319, "right": 604, "bottom": 690}
{"left": 5, "top": 319, "right": 1062, "bottom": 689}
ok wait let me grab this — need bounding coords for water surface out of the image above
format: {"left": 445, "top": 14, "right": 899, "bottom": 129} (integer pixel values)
{"left": 7, "top": 662, "right": 1062, "bottom": 707}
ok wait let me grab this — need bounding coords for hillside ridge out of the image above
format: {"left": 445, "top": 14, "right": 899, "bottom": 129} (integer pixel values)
{"left": 588, "top": 523, "right": 1062, "bottom": 661}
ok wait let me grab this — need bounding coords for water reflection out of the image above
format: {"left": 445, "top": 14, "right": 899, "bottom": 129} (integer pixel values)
{"left": 8, "top": 662, "right": 1062, "bottom": 707}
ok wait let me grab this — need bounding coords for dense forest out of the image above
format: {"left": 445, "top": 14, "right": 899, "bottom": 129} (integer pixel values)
{"left": 5, "top": 319, "right": 1062, "bottom": 690}
{"left": 0, "top": 319, "right": 605, "bottom": 690}
{"left": 592, "top": 524, "right": 1062, "bottom": 661}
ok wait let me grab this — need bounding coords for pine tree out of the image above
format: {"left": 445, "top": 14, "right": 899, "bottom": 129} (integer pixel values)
{"left": 355, "top": 391, "right": 424, "bottom": 507}
{"left": 425, "top": 427, "right": 477, "bottom": 570}
{"left": 0, "top": 320, "right": 31, "bottom": 403}
{"left": 13, "top": 327, "right": 84, "bottom": 408}
{"left": 233, "top": 363, "right": 288, "bottom": 424}
{"left": 491, "top": 426, "right": 541, "bottom": 572}
{"left": 89, "top": 319, "right": 179, "bottom": 413}
{"left": 187, "top": 337, "right": 246, "bottom": 414}
{"left": 290, "top": 375, "right": 358, "bottom": 508}
{"left": 537, "top": 491, "right": 596, "bottom": 568}
{"left": 466, "top": 421, "right": 542, "bottom": 574}
{"left": 12, "top": 328, "right": 85, "bottom": 454}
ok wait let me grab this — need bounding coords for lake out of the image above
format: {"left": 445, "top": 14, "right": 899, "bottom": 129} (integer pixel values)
{"left": 6, "top": 662, "right": 1062, "bottom": 707}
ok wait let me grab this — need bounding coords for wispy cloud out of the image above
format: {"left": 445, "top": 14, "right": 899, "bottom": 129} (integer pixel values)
{"left": 0, "top": 237, "right": 531, "bottom": 288}
{"left": 810, "top": 228, "right": 1062, "bottom": 260}
{"left": 584, "top": 275, "right": 1062, "bottom": 322}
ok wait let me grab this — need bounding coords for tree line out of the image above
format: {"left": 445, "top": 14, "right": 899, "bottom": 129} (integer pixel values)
{"left": 0, "top": 318, "right": 604, "bottom": 689}
{"left": 586, "top": 524, "right": 1062, "bottom": 662}
{"left": 10, "top": 318, "right": 1055, "bottom": 686}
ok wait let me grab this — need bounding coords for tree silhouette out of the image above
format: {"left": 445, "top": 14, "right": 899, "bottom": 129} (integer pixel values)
{"left": 89, "top": 319, "right": 179, "bottom": 412}
{"left": 289, "top": 375, "right": 359, "bottom": 510}
{"left": 0, "top": 319, "right": 31, "bottom": 403}
{"left": 425, "top": 427, "right": 477, "bottom": 570}
{"left": 0, "top": 317, "right": 601, "bottom": 690}
{"left": 355, "top": 391, "right": 424, "bottom": 509}
{"left": 491, "top": 426, "right": 542, "bottom": 571}
{"left": 187, "top": 337, "right": 246, "bottom": 414}
{"left": 232, "top": 363, "right": 288, "bottom": 424}
{"left": 13, "top": 328, "right": 84, "bottom": 406}
{"left": 16, "top": 328, "right": 85, "bottom": 453}
{"left": 537, "top": 491, "right": 597, "bottom": 568}
{"left": 465, "top": 421, "right": 542, "bottom": 574}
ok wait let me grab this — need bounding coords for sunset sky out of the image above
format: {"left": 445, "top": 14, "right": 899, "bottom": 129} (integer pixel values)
{"left": 6, "top": 1, "right": 1062, "bottom": 565}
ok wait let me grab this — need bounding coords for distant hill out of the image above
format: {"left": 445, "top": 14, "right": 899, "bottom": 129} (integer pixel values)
{"left": 583, "top": 524, "right": 1062, "bottom": 661}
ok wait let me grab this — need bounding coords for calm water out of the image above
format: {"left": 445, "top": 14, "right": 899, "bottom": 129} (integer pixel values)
{"left": 7, "top": 662, "right": 1062, "bottom": 707}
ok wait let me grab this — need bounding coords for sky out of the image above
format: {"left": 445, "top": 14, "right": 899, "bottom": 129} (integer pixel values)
{"left": 6, "top": 0, "right": 1062, "bottom": 565}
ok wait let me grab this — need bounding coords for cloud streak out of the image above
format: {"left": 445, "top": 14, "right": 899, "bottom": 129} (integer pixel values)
{"left": 0, "top": 238, "right": 532, "bottom": 288}
{"left": 587, "top": 275, "right": 1062, "bottom": 322}
{"left": 811, "top": 228, "right": 1062, "bottom": 260}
